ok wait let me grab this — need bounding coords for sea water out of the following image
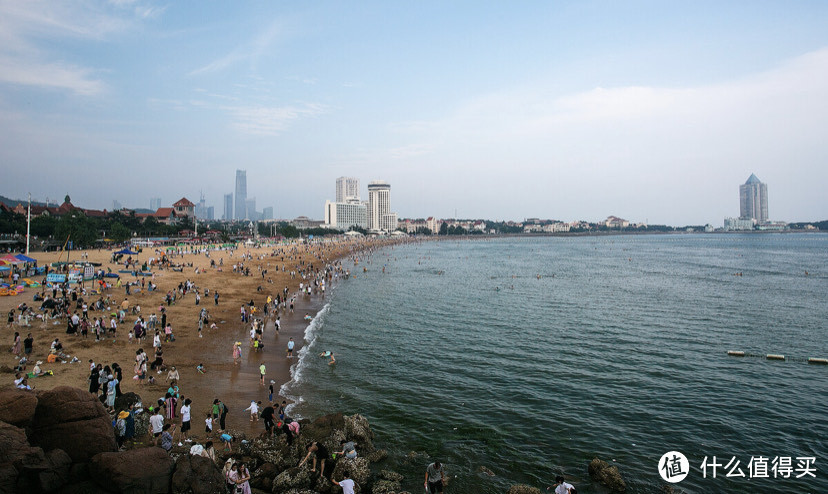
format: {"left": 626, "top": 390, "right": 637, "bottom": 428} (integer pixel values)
{"left": 280, "top": 233, "right": 828, "bottom": 493}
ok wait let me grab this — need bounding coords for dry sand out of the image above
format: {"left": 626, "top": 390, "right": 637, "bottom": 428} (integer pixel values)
{"left": 1, "top": 237, "right": 402, "bottom": 441}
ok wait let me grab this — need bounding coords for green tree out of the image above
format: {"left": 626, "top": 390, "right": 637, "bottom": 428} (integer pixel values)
{"left": 30, "top": 215, "right": 58, "bottom": 237}
{"left": 109, "top": 222, "right": 131, "bottom": 242}
{"left": 54, "top": 211, "right": 97, "bottom": 248}
{"left": 439, "top": 222, "right": 448, "bottom": 235}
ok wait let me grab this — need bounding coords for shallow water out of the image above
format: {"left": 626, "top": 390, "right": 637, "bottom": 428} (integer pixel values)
{"left": 283, "top": 233, "right": 828, "bottom": 493}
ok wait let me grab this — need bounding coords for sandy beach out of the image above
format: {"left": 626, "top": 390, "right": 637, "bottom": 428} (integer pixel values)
{"left": 1, "top": 236, "right": 403, "bottom": 442}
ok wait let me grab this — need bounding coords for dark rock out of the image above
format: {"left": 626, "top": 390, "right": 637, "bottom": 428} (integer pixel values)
{"left": 589, "top": 458, "right": 627, "bottom": 492}
{"left": 365, "top": 449, "right": 387, "bottom": 463}
{"left": 0, "top": 388, "right": 38, "bottom": 427}
{"left": 113, "top": 392, "right": 142, "bottom": 413}
{"left": 507, "top": 485, "right": 542, "bottom": 494}
{"left": 52, "top": 480, "right": 109, "bottom": 493}
{"left": 0, "top": 420, "right": 37, "bottom": 464}
{"left": 371, "top": 479, "right": 398, "bottom": 494}
{"left": 300, "top": 413, "right": 345, "bottom": 444}
{"left": 37, "top": 448, "right": 72, "bottom": 492}
{"left": 379, "top": 470, "right": 402, "bottom": 482}
{"left": 171, "top": 453, "right": 224, "bottom": 494}
{"left": 251, "top": 462, "right": 278, "bottom": 490}
{"left": 477, "top": 465, "right": 495, "bottom": 476}
{"left": 89, "top": 447, "right": 174, "bottom": 493}
{"left": 31, "top": 386, "right": 117, "bottom": 463}
{"left": 0, "top": 463, "right": 19, "bottom": 494}
{"left": 331, "top": 457, "right": 370, "bottom": 491}
{"left": 271, "top": 466, "right": 315, "bottom": 493}
{"left": 134, "top": 410, "right": 151, "bottom": 438}
{"left": 343, "top": 415, "right": 374, "bottom": 453}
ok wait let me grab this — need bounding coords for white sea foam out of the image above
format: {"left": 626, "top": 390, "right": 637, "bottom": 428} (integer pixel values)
{"left": 280, "top": 303, "right": 329, "bottom": 418}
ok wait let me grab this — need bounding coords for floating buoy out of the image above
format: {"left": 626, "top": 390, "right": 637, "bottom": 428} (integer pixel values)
{"left": 727, "top": 351, "right": 745, "bottom": 357}
{"left": 766, "top": 354, "right": 785, "bottom": 361}
{"left": 808, "top": 358, "right": 828, "bottom": 365}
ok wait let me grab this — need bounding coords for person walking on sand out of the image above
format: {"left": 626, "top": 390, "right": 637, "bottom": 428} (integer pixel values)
{"left": 233, "top": 342, "right": 242, "bottom": 364}
{"left": 149, "top": 407, "right": 164, "bottom": 446}
{"left": 259, "top": 363, "right": 266, "bottom": 386}
{"left": 11, "top": 332, "right": 21, "bottom": 357}
{"left": 425, "top": 461, "right": 446, "bottom": 493}
{"left": 286, "top": 337, "right": 295, "bottom": 358}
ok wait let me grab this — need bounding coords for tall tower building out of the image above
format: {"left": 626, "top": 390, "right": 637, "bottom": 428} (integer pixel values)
{"left": 368, "top": 180, "right": 391, "bottom": 231}
{"left": 223, "top": 193, "right": 233, "bottom": 221}
{"left": 235, "top": 170, "right": 247, "bottom": 220}
{"left": 149, "top": 197, "right": 162, "bottom": 211}
{"left": 336, "top": 177, "right": 360, "bottom": 202}
{"left": 739, "top": 173, "right": 768, "bottom": 223}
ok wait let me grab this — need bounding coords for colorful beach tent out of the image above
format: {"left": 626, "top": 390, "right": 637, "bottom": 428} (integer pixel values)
{"left": 114, "top": 249, "right": 138, "bottom": 255}
{"left": 14, "top": 254, "right": 37, "bottom": 263}
{"left": 0, "top": 254, "right": 23, "bottom": 264}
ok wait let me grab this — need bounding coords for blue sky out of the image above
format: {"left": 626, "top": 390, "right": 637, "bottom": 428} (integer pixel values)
{"left": 1, "top": 1, "right": 827, "bottom": 224}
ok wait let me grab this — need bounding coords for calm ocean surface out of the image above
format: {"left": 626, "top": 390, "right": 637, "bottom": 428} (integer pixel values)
{"left": 281, "top": 233, "right": 828, "bottom": 493}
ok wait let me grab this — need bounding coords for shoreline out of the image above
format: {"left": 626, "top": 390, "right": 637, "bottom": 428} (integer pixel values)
{"left": 0, "top": 236, "right": 421, "bottom": 440}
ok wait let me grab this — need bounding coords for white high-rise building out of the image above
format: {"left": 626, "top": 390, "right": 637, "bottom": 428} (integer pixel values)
{"left": 325, "top": 199, "right": 367, "bottom": 230}
{"left": 367, "top": 180, "right": 391, "bottom": 231}
{"left": 336, "top": 177, "right": 360, "bottom": 203}
{"left": 739, "top": 173, "right": 768, "bottom": 224}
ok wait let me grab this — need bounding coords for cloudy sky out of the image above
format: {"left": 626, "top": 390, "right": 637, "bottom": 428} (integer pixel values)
{"left": 1, "top": 1, "right": 827, "bottom": 225}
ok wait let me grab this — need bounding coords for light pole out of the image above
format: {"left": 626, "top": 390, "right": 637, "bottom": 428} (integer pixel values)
{"left": 26, "top": 193, "right": 31, "bottom": 255}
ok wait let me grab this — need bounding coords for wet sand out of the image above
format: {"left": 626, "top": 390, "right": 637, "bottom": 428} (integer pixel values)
{"left": 0, "top": 237, "right": 404, "bottom": 441}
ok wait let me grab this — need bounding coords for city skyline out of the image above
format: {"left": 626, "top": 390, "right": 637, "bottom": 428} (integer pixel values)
{"left": 0, "top": 2, "right": 827, "bottom": 224}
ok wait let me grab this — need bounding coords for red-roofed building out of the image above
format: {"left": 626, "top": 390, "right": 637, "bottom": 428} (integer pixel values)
{"left": 173, "top": 198, "right": 195, "bottom": 218}
{"left": 153, "top": 207, "right": 178, "bottom": 225}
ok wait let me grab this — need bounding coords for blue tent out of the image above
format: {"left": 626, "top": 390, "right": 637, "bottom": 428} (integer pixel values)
{"left": 114, "top": 249, "right": 138, "bottom": 255}
{"left": 15, "top": 254, "right": 37, "bottom": 263}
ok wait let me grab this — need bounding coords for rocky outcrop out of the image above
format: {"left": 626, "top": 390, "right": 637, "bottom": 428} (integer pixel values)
{"left": 589, "top": 457, "right": 627, "bottom": 492}
{"left": 371, "top": 470, "right": 405, "bottom": 494}
{"left": 90, "top": 447, "right": 175, "bottom": 493}
{"left": 0, "top": 388, "right": 417, "bottom": 494}
{"left": 113, "top": 391, "right": 142, "bottom": 412}
{"left": 171, "top": 453, "right": 224, "bottom": 494}
{"left": 507, "top": 485, "right": 542, "bottom": 494}
{"left": 30, "top": 386, "right": 117, "bottom": 463}
{"left": 0, "top": 420, "right": 74, "bottom": 493}
{"left": 0, "top": 388, "right": 38, "bottom": 427}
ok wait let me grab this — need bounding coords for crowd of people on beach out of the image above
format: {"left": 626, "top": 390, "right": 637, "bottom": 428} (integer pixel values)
{"left": 5, "top": 236, "right": 584, "bottom": 492}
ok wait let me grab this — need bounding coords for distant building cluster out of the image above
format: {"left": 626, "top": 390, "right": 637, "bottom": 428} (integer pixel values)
{"left": 221, "top": 169, "right": 274, "bottom": 221}
{"left": 324, "top": 177, "right": 399, "bottom": 234}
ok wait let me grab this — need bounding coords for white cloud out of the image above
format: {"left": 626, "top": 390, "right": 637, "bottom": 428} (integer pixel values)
{"left": 0, "top": 0, "right": 161, "bottom": 95}
{"left": 190, "top": 18, "right": 287, "bottom": 76}
{"left": 0, "top": 55, "right": 104, "bottom": 95}
{"left": 227, "top": 103, "right": 327, "bottom": 136}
